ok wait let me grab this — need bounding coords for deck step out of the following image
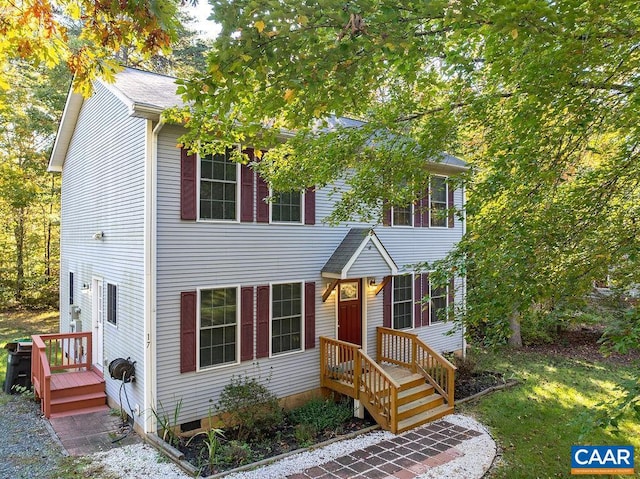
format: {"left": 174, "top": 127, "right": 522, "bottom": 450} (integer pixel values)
{"left": 50, "top": 370, "right": 105, "bottom": 399}
{"left": 49, "top": 404, "right": 110, "bottom": 419}
{"left": 50, "top": 391, "right": 107, "bottom": 414}
{"left": 397, "top": 383, "right": 435, "bottom": 406}
{"left": 397, "top": 393, "right": 444, "bottom": 421}
{"left": 396, "top": 404, "right": 455, "bottom": 433}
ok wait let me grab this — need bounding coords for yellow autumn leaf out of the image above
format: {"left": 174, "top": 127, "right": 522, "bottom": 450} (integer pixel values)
{"left": 284, "top": 89, "right": 295, "bottom": 103}
{"left": 66, "top": 2, "right": 81, "bottom": 19}
{"left": 266, "top": 30, "right": 278, "bottom": 38}
{"left": 240, "top": 54, "right": 251, "bottom": 62}
{"left": 511, "top": 29, "right": 518, "bottom": 39}
{"left": 255, "top": 150, "right": 263, "bottom": 159}
{"left": 255, "top": 20, "right": 265, "bottom": 33}
{"left": 297, "top": 15, "right": 309, "bottom": 26}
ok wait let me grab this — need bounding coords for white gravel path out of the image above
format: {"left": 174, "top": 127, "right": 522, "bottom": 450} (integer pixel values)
{"left": 87, "top": 414, "right": 496, "bottom": 479}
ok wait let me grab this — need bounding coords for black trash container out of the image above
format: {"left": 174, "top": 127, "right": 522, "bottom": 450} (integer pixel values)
{"left": 3, "top": 341, "right": 32, "bottom": 394}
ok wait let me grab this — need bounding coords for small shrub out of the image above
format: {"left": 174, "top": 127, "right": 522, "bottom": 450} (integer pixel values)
{"left": 288, "top": 397, "right": 353, "bottom": 433}
{"left": 216, "top": 374, "right": 282, "bottom": 441}
{"left": 452, "top": 354, "right": 477, "bottom": 382}
{"left": 219, "top": 440, "right": 253, "bottom": 466}
{"left": 294, "top": 423, "right": 317, "bottom": 446}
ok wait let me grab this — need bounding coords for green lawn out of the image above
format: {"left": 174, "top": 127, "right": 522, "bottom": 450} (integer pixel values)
{"left": 0, "top": 309, "right": 59, "bottom": 392}
{"left": 460, "top": 347, "right": 640, "bottom": 479}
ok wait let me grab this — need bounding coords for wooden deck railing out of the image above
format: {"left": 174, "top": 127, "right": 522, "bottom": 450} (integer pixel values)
{"left": 320, "top": 337, "right": 400, "bottom": 430}
{"left": 377, "top": 327, "right": 456, "bottom": 407}
{"left": 31, "top": 332, "right": 92, "bottom": 417}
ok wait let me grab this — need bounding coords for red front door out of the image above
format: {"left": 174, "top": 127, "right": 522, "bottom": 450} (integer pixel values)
{"left": 338, "top": 280, "right": 362, "bottom": 346}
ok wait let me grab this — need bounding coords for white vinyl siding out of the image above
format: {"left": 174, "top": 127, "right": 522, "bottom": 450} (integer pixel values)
{"left": 154, "top": 124, "right": 465, "bottom": 423}
{"left": 58, "top": 81, "right": 146, "bottom": 423}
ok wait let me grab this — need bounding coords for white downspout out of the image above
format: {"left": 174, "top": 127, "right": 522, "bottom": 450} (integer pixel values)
{"left": 143, "top": 119, "right": 163, "bottom": 434}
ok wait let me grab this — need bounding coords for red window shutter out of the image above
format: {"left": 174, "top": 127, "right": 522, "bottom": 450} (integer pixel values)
{"left": 241, "top": 287, "right": 254, "bottom": 361}
{"left": 382, "top": 203, "right": 391, "bottom": 226}
{"left": 180, "top": 148, "right": 197, "bottom": 220}
{"left": 414, "top": 274, "right": 422, "bottom": 326}
{"left": 256, "top": 174, "right": 269, "bottom": 223}
{"left": 180, "top": 291, "right": 197, "bottom": 373}
{"left": 447, "top": 278, "right": 456, "bottom": 308}
{"left": 383, "top": 276, "right": 392, "bottom": 328}
{"left": 256, "top": 285, "right": 270, "bottom": 358}
{"left": 304, "top": 188, "right": 316, "bottom": 225}
{"left": 304, "top": 282, "right": 316, "bottom": 349}
{"left": 448, "top": 184, "right": 455, "bottom": 228}
{"left": 422, "top": 186, "right": 430, "bottom": 227}
{"left": 240, "top": 149, "right": 255, "bottom": 223}
{"left": 413, "top": 201, "right": 422, "bottom": 228}
{"left": 421, "top": 273, "right": 430, "bottom": 326}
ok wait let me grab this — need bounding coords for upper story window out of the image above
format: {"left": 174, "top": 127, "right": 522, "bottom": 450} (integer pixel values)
{"left": 392, "top": 205, "right": 413, "bottom": 227}
{"left": 200, "top": 151, "right": 238, "bottom": 221}
{"left": 430, "top": 176, "right": 448, "bottom": 227}
{"left": 430, "top": 280, "right": 448, "bottom": 323}
{"left": 199, "top": 287, "right": 238, "bottom": 368}
{"left": 271, "top": 191, "right": 302, "bottom": 223}
{"left": 271, "top": 282, "right": 302, "bottom": 355}
{"left": 393, "top": 274, "right": 414, "bottom": 329}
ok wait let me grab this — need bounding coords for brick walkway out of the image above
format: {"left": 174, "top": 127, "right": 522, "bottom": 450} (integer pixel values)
{"left": 286, "top": 420, "right": 483, "bottom": 479}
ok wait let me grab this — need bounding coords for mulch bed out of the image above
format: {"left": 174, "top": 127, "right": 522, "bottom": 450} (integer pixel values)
{"left": 524, "top": 325, "right": 640, "bottom": 366}
{"left": 178, "top": 415, "right": 374, "bottom": 476}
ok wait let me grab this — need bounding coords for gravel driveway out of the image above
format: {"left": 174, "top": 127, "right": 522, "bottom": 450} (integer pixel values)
{"left": 0, "top": 394, "right": 66, "bottom": 479}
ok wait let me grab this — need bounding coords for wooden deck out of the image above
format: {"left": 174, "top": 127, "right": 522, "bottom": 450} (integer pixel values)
{"left": 320, "top": 328, "right": 456, "bottom": 433}
{"left": 32, "top": 333, "right": 107, "bottom": 418}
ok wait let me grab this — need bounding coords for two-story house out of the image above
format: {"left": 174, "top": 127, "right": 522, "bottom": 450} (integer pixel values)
{"left": 45, "top": 67, "right": 467, "bottom": 436}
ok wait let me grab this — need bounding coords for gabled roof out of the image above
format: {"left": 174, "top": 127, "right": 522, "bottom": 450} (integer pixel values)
{"left": 49, "top": 67, "right": 467, "bottom": 172}
{"left": 49, "top": 68, "right": 182, "bottom": 172}
{"left": 321, "top": 228, "right": 398, "bottom": 279}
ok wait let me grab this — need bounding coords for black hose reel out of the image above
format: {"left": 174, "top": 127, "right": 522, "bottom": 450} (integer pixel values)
{"left": 108, "top": 357, "right": 136, "bottom": 383}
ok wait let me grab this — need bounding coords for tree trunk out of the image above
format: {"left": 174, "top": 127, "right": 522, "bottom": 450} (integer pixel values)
{"left": 44, "top": 176, "right": 55, "bottom": 282}
{"left": 508, "top": 310, "right": 523, "bottom": 348}
{"left": 14, "top": 208, "right": 25, "bottom": 301}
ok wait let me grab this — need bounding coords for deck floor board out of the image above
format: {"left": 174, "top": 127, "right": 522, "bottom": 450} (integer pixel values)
{"left": 51, "top": 370, "right": 104, "bottom": 391}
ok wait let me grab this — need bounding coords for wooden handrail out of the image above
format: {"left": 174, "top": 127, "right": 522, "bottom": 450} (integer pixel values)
{"left": 320, "top": 336, "right": 401, "bottom": 431}
{"left": 31, "top": 332, "right": 93, "bottom": 418}
{"left": 377, "top": 327, "right": 457, "bottom": 407}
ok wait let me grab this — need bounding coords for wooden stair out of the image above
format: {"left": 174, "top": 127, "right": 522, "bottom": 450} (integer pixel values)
{"left": 382, "top": 365, "right": 454, "bottom": 433}
{"left": 49, "top": 370, "right": 107, "bottom": 418}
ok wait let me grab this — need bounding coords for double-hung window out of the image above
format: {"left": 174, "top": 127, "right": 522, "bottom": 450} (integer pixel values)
{"left": 199, "top": 287, "right": 238, "bottom": 368}
{"left": 430, "top": 176, "right": 448, "bottom": 227}
{"left": 430, "top": 281, "right": 448, "bottom": 323}
{"left": 393, "top": 274, "right": 414, "bottom": 329}
{"left": 271, "top": 191, "right": 302, "bottom": 223}
{"left": 392, "top": 205, "right": 413, "bottom": 227}
{"left": 200, "top": 150, "right": 238, "bottom": 220}
{"left": 271, "top": 282, "right": 302, "bottom": 355}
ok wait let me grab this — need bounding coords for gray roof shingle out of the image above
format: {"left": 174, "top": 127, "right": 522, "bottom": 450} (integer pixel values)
{"left": 321, "top": 228, "right": 373, "bottom": 275}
